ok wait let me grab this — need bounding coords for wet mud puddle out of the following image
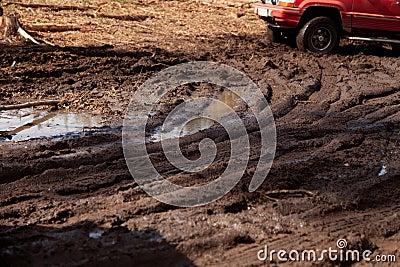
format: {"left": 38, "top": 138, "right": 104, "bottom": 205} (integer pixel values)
{"left": 149, "top": 90, "right": 240, "bottom": 142}
{"left": 0, "top": 108, "right": 102, "bottom": 142}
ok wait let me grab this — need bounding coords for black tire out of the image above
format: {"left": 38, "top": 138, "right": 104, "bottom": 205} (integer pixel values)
{"left": 392, "top": 43, "right": 400, "bottom": 56}
{"left": 296, "top": 17, "right": 340, "bottom": 54}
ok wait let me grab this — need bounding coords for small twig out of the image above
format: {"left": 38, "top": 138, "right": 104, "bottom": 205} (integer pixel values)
{"left": 135, "top": 24, "right": 151, "bottom": 30}
{"left": 264, "top": 189, "right": 317, "bottom": 198}
{"left": 3, "top": 112, "right": 57, "bottom": 136}
{"left": 296, "top": 100, "right": 318, "bottom": 104}
{"left": 25, "top": 24, "right": 81, "bottom": 32}
{"left": 0, "top": 100, "right": 60, "bottom": 111}
{"left": 17, "top": 26, "right": 40, "bottom": 44}
{"left": 259, "top": 192, "right": 279, "bottom": 202}
{"left": 40, "top": 38, "right": 56, "bottom": 46}
{"left": 88, "top": 13, "right": 151, "bottom": 22}
{"left": 137, "top": 7, "right": 158, "bottom": 15}
{"left": 93, "top": 38, "right": 112, "bottom": 46}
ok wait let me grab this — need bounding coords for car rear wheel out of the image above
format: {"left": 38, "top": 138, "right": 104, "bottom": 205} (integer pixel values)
{"left": 296, "top": 17, "right": 340, "bottom": 54}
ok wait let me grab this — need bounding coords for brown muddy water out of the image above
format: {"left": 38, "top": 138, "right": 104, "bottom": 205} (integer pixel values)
{"left": 149, "top": 90, "right": 240, "bottom": 142}
{"left": 0, "top": 108, "right": 103, "bottom": 141}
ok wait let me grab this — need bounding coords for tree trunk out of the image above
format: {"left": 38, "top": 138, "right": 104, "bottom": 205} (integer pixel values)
{"left": 4, "top": 14, "right": 19, "bottom": 37}
{"left": 1, "top": 13, "right": 41, "bottom": 44}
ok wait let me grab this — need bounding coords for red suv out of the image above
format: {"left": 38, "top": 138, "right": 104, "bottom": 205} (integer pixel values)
{"left": 255, "top": 0, "right": 400, "bottom": 54}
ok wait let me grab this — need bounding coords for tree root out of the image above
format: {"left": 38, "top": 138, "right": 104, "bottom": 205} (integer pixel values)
{"left": 260, "top": 189, "right": 318, "bottom": 202}
{"left": 1, "top": 14, "right": 43, "bottom": 44}
{"left": 25, "top": 24, "right": 81, "bottom": 33}
{"left": 0, "top": 100, "right": 60, "bottom": 111}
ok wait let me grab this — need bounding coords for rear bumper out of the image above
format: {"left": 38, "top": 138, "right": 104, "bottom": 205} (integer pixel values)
{"left": 254, "top": 3, "right": 301, "bottom": 29}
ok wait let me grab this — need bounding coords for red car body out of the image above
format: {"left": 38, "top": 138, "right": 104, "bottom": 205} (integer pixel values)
{"left": 255, "top": 0, "right": 400, "bottom": 53}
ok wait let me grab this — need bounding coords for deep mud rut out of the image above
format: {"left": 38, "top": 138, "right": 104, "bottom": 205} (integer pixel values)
{"left": 1, "top": 1, "right": 400, "bottom": 266}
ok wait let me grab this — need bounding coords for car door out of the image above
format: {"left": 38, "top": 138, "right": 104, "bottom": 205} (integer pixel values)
{"left": 352, "top": 0, "right": 400, "bottom": 32}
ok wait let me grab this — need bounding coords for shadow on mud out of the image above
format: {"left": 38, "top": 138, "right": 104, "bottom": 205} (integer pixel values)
{"left": 336, "top": 42, "right": 398, "bottom": 57}
{"left": 0, "top": 222, "right": 193, "bottom": 266}
{"left": 1, "top": 33, "right": 397, "bottom": 62}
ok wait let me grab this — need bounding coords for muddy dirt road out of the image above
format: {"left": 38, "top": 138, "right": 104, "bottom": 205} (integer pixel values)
{"left": 1, "top": 1, "right": 400, "bottom": 266}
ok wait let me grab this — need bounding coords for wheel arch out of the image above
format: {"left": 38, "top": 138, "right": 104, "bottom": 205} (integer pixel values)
{"left": 298, "top": 6, "right": 342, "bottom": 31}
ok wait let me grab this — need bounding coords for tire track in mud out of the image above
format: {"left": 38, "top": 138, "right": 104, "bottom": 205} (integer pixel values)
{"left": 207, "top": 45, "right": 400, "bottom": 265}
{"left": 1, "top": 39, "right": 400, "bottom": 265}
{"left": 0, "top": 131, "right": 123, "bottom": 185}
